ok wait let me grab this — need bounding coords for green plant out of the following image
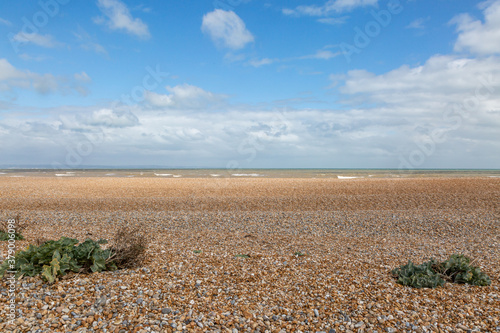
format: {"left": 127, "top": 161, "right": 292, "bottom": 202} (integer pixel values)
{"left": 193, "top": 250, "right": 202, "bottom": 254}
{"left": 0, "top": 237, "right": 117, "bottom": 283}
{"left": 435, "top": 254, "right": 491, "bottom": 286}
{"left": 391, "top": 259, "right": 445, "bottom": 288}
{"left": 392, "top": 254, "right": 491, "bottom": 288}
{"left": 293, "top": 251, "right": 306, "bottom": 257}
{"left": 0, "top": 230, "right": 24, "bottom": 241}
{"left": 235, "top": 254, "right": 250, "bottom": 258}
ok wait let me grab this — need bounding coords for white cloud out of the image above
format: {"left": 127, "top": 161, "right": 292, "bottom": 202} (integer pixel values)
{"left": 248, "top": 58, "right": 275, "bottom": 67}
{"left": 0, "top": 59, "right": 25, "bottom": 81}
{"left": 74, "top": 72, "right": 92, "bottom": 82}
{"left": 0, "top": 18, "right": 12, "bottom": 26}
{"left": 74, "top": 27, "right": 108, "bottom": 55}
{"left": 299, "top": 49, "right": 340, "bottom": 60}
{"left": 88, "top": 108, "right": 139, "bottom": 128}
{"left": 406, "top": 17, "right": 428, "bottom": 30}
{"left": 0, "top": 58, "right": 90, "bottom": 95}
{"left": 335, "top": 54, "right": 500, "bottom": 167}
{"left": 12, "top": 32, "right": 62, "bottom": 48}
{"left": 19, "top": 53, "right": 49, "bottom": 62}
{"left": 317, "top": 16, "right": 349, "bottom": 25}
{"left": 283, "top": 0, "right": 378, "bottom": 17}
{"left": 145, "top": 84, "right": 227, "bottom": 109}
{"left": 95, "top": 0, "right": 150, "bottom": 39}
{"left": 201, "top": 9, "right": 254, "bottom": 50}
{"left": 340, "top": 55, "right": 500, "bottom": 107}
{"left": 452, "top": 0, "right": 500, "bottom": 55}
{"left": 247, "top": 48, "right": 340, "bottom": 67}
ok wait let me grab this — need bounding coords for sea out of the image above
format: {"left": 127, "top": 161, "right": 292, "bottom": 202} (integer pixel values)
{"left": 0, "top": 169, "right": 499, "bottom": 178}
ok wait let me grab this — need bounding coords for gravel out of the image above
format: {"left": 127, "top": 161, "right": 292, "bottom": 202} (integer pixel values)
{"left": 0, "top": 176, "right": 499, "bottom": 332}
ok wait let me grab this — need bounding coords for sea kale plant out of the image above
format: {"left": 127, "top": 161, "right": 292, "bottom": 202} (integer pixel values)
{"left": 392, "top": 254, "right": 491, "bottom": 288}
{"left": 0, "top": 237, "right": 117, "bottom": 283}
{"left": 0, "top": 224, "right": 149, "bottom": 284}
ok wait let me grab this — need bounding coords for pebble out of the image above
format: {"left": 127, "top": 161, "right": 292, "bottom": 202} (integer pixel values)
{"left": 0, "top": 177, "right": 498, "bottom": 332}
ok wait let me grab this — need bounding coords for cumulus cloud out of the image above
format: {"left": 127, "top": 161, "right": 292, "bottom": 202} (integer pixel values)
{"left": 87, "top": 108, "right": 139, "bottom": 128}
{"left": 0, "top": 59, "right": 24, "bottom": 82}
{"left": 452, "top": 0, "right": 500, "bottom": 55}
{"left": 335, "top": 54, "right": 500, "bottom": 168}
{"left": 145, "top": 84, "right": 227, "bottom": 109}
{"left": 11, "top": 32, "right": 62, "bottom": 48}
{"left": 283, "top": 0, "right": 378, "bottom": 17}
{"left": 95, "top": 0, "right": 151, "bottom": 39}
{"left": 339, "top": 55, "right": 500, "bottom": 108}
{"left": 201, "top": 9, "right": 254, "bottom": 49}
{"left": 0, "top": 58, "right": 90, "bottom": 95}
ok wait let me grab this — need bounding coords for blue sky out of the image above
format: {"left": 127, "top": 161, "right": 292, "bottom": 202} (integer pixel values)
{"left": 0, "top": 0, "right": 499, "bottom": 169}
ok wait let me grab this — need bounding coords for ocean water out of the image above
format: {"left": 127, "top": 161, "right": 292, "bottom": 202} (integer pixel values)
{"left": 0, "top": 169, "right": 499, "bottom": 178}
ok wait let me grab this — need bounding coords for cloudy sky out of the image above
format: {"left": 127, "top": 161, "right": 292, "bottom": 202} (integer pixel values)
{"left": 0, "top": 0, "right": 499, "bottom": 169}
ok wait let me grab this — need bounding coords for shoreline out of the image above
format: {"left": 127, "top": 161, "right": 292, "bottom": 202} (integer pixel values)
{"left": 1, "top": 168, "right": 500, "bottom": 179}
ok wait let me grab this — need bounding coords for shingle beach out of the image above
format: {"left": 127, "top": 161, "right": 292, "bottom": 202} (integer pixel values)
{"left": 0, "top": 176, "right": 499, "bottom": 333}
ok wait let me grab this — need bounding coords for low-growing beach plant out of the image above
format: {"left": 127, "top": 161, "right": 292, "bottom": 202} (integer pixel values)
{"left": 0, "top": 237, "right": 116, "bottom": 283}
{"left": 391, "top": 259, "right": 445, "bottom": 288}
{"left": 392, "top": 254, "right": 491, "bottom": 288}
{"left": 293, "top": 251, "right": 306, "bottom": 257}
{"left": 235, "top": 254, "right": 250, "bottom": 258}
{"left": 0, "top": 230, "right": 24, "bottom": 241}
{"left": 0, "top": 224, "right": 150, "bottom": 283}
{"left": 434, "top": 254, "right": 491, "bottom": 286}
{"left": 193, "top": 250, "right": 202, "bottom": 254}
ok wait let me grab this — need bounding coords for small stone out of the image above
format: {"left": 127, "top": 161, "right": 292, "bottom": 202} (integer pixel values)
{"left": 136, "top": 297, "right": 143, "bottom": 304}
{"left": 313, "top": 309, "right": 319, "bottom": 317}
{"left": 355, "top": 322, "right": 364, "bottom": 328}
{"left": 95, "top": 295, "right": 107, "bottom": 307}
{"left": 161, "top": 308, "right": 171, "bottom": 314}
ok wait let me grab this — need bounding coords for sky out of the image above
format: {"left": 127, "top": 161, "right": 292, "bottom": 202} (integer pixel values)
{"left": 0, "top": 0, "right": 499, "bottom": 169}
